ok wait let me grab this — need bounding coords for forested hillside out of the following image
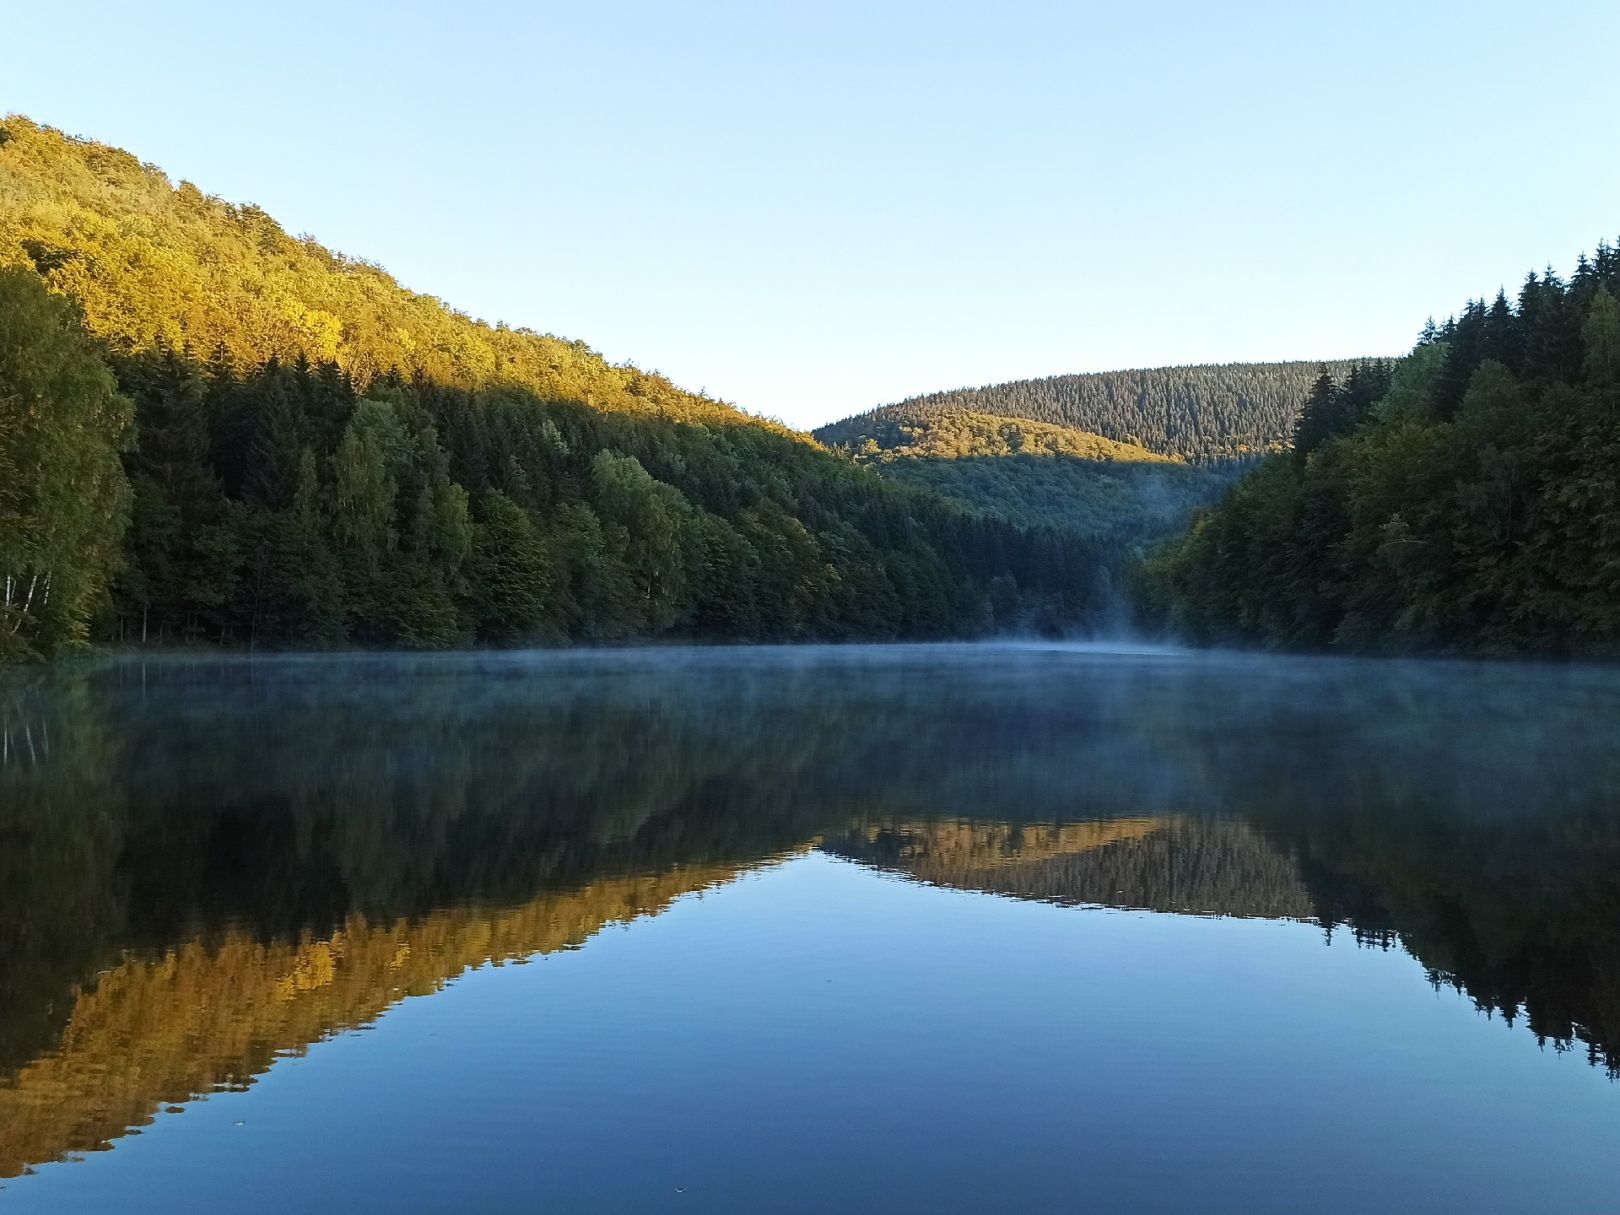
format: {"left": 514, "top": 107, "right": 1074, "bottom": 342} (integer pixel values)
{"left": 817, "top": 360, "right": 1362, "bottom": 462}
{"left": 813, "top": 363, "right": 1358, "bottom": 544}
{"left": 814, "top": 402, "right": 1230, "bottom": 543}
{"left": 1141, "top": 242, "right": 1620, "bottom": 656}
{"left": 0, "top": 116, "right": 1113, "bottom": 657}
{"left": 0, "top": 118, "right": 755, "bottom": 426}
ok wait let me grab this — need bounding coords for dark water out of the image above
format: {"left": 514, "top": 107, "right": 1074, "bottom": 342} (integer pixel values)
{"left": 2, "top": 644, "right": 1619, "bottom": 1213}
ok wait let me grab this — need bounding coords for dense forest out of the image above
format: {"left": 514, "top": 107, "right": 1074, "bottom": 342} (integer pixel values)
{"left": 0, "top": 116, "right": 1112, "bottom": 657}
{"left": 1141, "top": 242, "right": 1620, "bottom": 655}
{"left": 816, "top": 360, "right": 1362, "bottom": 462}
{"left": 813, "top": 365, "right": 1352, "bottom": 544}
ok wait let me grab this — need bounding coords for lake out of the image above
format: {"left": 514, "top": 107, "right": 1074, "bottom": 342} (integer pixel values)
{"left": 2, "top": 643, "right": 1618, "bottom": 1213}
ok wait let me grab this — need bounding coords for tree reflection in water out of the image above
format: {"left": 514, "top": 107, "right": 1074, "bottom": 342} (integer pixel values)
{"left": 3, "top": 645, "right": 1619, "bottom": 1178}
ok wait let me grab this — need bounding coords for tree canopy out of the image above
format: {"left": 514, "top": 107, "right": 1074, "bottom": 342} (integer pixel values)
{"left": 1140, "top": 243, "right": 1620, "bottom": 656}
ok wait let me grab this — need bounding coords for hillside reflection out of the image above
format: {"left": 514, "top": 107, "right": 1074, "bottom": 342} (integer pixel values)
{"left": 3, "top": 646, "right": 1620, "bottom": 1178}
{"left": 824, "top": 817, "right": 1317, "bottom": 920}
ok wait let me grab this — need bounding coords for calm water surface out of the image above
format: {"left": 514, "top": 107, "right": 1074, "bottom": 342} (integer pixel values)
{"left": 2, "top": 644, "right": 1619, "bottom": 1212}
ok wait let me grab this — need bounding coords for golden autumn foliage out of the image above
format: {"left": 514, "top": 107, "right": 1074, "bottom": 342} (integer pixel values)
{"left": 0, "top": 115, "right": 784, "bottom": 436}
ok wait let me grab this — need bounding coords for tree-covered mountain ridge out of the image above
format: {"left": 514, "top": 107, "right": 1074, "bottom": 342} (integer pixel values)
{"left": 0, "top": 116, "right": 1116, "bottom": 656}
{"left": 815, "top": 359, "right": 1368, "bottom": 462}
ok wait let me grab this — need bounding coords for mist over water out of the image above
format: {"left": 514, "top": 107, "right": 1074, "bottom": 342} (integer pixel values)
{"left": 3, "top": 644, "right": 1619, "bottom": 1213}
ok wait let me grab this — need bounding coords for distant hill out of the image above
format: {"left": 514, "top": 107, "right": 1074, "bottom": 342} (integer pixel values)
{"left": 817, "top": 360, "right": 1366, "bottom": 463}
{"left": 812, "top": 362, "right": 1374, "bottom": 543}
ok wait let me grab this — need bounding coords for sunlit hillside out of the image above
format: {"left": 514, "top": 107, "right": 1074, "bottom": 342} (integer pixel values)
{"left": 0, "top": 116, "right": 766, "bottom": 431}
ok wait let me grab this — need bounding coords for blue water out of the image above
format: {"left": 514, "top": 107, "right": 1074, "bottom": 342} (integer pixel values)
{"left": 2, "top": 645, "right": 1617, "bottom": 1212}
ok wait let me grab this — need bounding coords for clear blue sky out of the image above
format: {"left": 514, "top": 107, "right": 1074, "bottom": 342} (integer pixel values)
{"left": 11, "top": 0, "right": 1620, "bottom": 429}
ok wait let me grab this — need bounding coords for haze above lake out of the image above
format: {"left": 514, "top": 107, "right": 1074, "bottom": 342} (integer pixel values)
{"left": 3, "top": 644, "right": 1618, "bottom": 1213}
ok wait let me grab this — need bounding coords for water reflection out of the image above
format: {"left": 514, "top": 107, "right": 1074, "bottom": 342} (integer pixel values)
{"left": 0, "top": 863, "right": 775, "bottom": 1180}
{"left": 3, "top": 645, "right": 1620, "bottom": 1184}
{"left": 824, "top": 817, "right": 1317, "bottom": 921}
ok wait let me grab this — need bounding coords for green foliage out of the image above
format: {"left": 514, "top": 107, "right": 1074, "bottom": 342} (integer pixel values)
{"left": 0, "top": 269, "right": 131, "bottom": 658}
{"left": 1584, "top": 285, "right": 1620, "bottom": 384}
{"left": 589, "top": 450, "right": 692, "bottom": 634}
{"left": 470, "top": 491, "right": 551, "bottom": 642}
{"left": 1141, "top": 242, "right": 1620, "bottom": 656}
{"left": 96, "top": 351, "right": 1119, "bottom": 647}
